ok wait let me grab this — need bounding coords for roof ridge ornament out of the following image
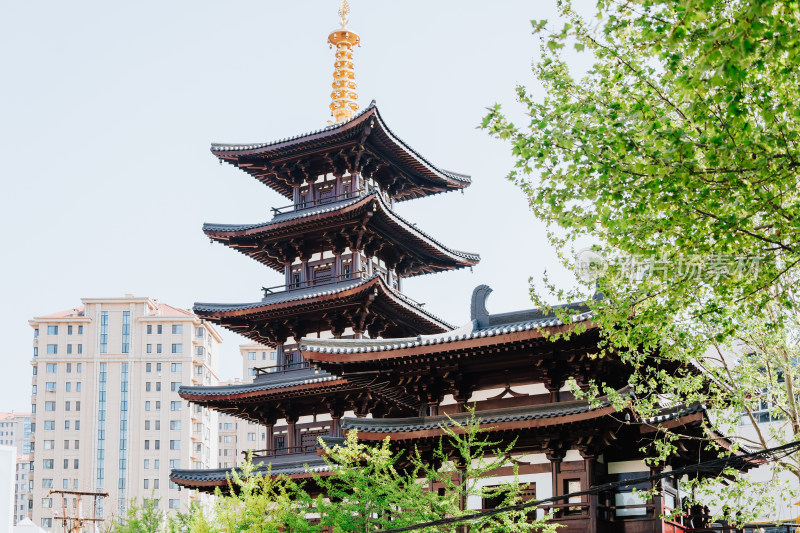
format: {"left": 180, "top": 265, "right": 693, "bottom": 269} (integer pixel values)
{"left": 470, "top": 284, "right": 492, "bottom": 328}
{"left": 328, "top": 0, "right": 360, "bottom": 124}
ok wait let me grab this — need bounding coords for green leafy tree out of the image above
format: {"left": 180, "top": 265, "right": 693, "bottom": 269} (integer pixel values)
{"left": 106, "top": 497, "right": 164, "bottom": 533}
{"left": 314, "top": 414, "right": 555, "bottom": 533}
{"left": 482, "top": 0, "right": 800, "bottom": 522}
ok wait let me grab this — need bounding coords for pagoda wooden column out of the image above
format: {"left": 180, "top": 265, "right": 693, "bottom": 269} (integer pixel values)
{"left": 292, "top": 186, "right": 301, "bottom": 207}
{"left": 275, "top": 343, "right": 286, "bottom": 369}
{"left": 285, "top": 411, "right": 299, "bottom": 453}
{"left": 265, "top": 423, "right": 274, "bottom": 453}
{"left": 547, "top": 449, "right": 565, "bottom": 519}
{"left": 284, "top": 262, "right": 292, "bottom": 287}
{"left": 580, "top": 448, "right": 599, "bottom": 533}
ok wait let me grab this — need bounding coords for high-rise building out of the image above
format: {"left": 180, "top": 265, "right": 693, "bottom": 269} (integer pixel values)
{"left": 29, "top": 296, "right": 222, "bottom": 531}
{"left": 0, "top": 412, "right": 33, "bottom": 524}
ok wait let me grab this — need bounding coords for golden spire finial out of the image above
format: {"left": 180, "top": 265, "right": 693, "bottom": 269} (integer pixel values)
{"left": 328, "top": 0, "right": 360, "bottom": 124}
{"left": 338, "top": 0, "right": 350, "bottom": 28}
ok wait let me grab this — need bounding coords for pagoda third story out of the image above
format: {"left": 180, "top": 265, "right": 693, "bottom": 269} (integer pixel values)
{"left": 194, "top": 2, "right": 479, "bottom": 371}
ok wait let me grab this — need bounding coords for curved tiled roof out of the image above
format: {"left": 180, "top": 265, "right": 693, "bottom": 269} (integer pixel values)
{"left": 179, "top": 370, "right": 343, "bottom": 399}
{"left": 210, "top": 102, "right": 470, "bottom": 201}
{"left": 194, "top": 273, "right": 453, "bottom": 331}
{"left": 171, "top": 452, "right": 329, "bottom": 486}
{"left": 342, "top": 390, "right": 627, "bottom": 434}
{"left": 299, "top": 311, "right": 593, "bottom": 355}
{"left": 201, "top": 189, "right": 480, "bottom": 274}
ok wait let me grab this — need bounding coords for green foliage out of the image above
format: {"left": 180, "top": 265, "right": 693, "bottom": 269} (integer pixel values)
{"left": 482, "top": 0, "right": 800, "bottom": 522}
{"left": 106, "top": 497, "right": 164, "bottom": 533}
{"left": 109, "top": 420, "right": 556, "bottom": 533}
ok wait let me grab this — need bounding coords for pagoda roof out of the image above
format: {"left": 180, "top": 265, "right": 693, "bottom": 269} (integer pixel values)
{"left": 194, "top": 274, "right": 453, "bottom": 344}
{"left": 210, "top": 102, "right": 471, "bottom": 201}
{"left": 178, "top": 369, "right": 346, "bottom": 401}
{"left": 170, "top": 451, "right": 330, "bottom": 490}
{"left": 341, "top": 389, "right": 629, "bottom": 440}
{"left": 202, "top": 189, "right": 480, "bottom": 275}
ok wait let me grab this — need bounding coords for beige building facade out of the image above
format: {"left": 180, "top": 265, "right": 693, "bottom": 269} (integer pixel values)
{"left": 29, "top": 296, "right": 222, "bottom": 530}
{"left": 0, "top": 412, "right": 33, "bottom": 525}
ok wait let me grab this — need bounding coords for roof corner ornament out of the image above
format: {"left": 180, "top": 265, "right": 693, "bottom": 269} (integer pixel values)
{"left": 470, "top": 285, "right": 492, "bottom": 328}
{"left": 328, "top": 0, "right": 360, "bottom": 124}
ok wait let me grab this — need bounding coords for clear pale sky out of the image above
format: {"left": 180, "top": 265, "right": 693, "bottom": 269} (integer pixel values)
{"left": 0, "top": 1, "right": 592, "bottom": 411}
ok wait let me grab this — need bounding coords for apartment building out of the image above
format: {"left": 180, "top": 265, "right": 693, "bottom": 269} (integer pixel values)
{"left": 29, "top": 296, "right": 222, "bottom": 530}
{"left": 0, "top": 412, "right": 33, "bottom": 525}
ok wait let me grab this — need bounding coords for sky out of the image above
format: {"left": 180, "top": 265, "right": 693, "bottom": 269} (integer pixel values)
{"left": 0, "top": 1, "right": 593, "bottom": 412}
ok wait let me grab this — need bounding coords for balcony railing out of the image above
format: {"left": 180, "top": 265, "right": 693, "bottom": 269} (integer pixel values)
{"left": 253, "top": 360, "right": 312, "bottom": 377}
{"left": 271, "top": 189, "right": 365, "bottom": 216}
{"left": 243, "top": 444, "right": 318, "bottom": 459}
{"left": 262, "top": 270, "right": 366, "bottom": 297}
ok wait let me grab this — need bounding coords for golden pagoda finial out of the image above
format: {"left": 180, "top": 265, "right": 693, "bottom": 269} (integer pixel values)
{"left": 338, "top": 0, "right": 350, "bottom": 28}
{"left": 328, "top": 0, "right": 360, "bottom": 124}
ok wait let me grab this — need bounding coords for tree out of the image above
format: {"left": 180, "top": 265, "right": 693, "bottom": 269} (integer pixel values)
{"left": 128, "top": 417, "right": 555, "bottom": 533}
{"left": 482, "top": 0, "right": 800, "bottom": 522}
{"left": 106, "top": 498, "right": 164, "bottom": 533}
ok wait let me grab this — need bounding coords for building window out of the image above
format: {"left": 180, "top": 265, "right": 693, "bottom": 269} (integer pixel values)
{"left": 45, "top": 402, "right": 55, "bottom": 411}
{"left": 67, "top": 344, "right": 72, "bottom": 354}
{"left": 196, "top": 327, "right": 204, "bottom": 338}
{"left": 68, "top": 325, "right": 73, "bottom": 335}
{"left": 157, "top": 324, "right": 162, "bottom": 334}
{"left": 154, "top": 440, "right": 160, "bottom": 450}
{"left": 155, "top": 401, "right": 161, "bottom": 411}
{"left": 76, "top": 382, "right": 81, "bottom": 392}
{"left": 170, "top": 402, "right": 181, "bottom": 411}
{"left": 169, "top": 499, "right": 180, "bottom": 510}
{"left": 194, "top": 365, "right": 203, "bottom": 376}
{"left": 171, "top": 363, "right": 182, "bottom": 372}
{"left": 41, "top": 479, "right": 53, "bottom": 489}
{"left": 77, "top": 363, "right": 82, "bottom": 373}
{"left": 76, "top": 401, "right": 80, "bottom": 411}
{"left": 47, "top": 326, "right": 58, "bottom": 335}
{"left": 170, "top": 420, "right": 181, "bottom": 431}
{"left": 143, "top": 479, "right": 149, "bottom": 489}
{"left": 47, "top": 345, "right": 57, "bottom": 355}
{"left": 172, "top": 344, "right": 182, "bottom": 354}
{"left": 66, "top": 382, "right": 71, "bottom": 392}
{"left": 33, "top": 347, "right": 37, "bottom": 357}
{"left": 121, "top": 311, "right": 130, "bottom": 353}
{"left": 64, "top": 421, "right": 70, "bottom": 430}
{"left": 171, "top": 382, "right": 180, "bottom": 392}
{"left": 248, "top": 352, "right": 256, "bottom": 361}
{"left": 156, "top": 382, "right": 161, "bottom": 392}
{"left": 144, "top": 440, "right": 149, "bottom": 450}
{"left": 45, "top": 382, "right": 56, "bottom": 392}
{"left": 146, "top": 344, "right": 152, "bottom": 354}
{"left": 145, "top": 402, "right": 151, "bottom": 411}
{"left": 146, "top": 382, "right": 151, "bottom": 392}
{"left": 43, "top": 440, "right": 54, "bottom": 450}
{"left": 65, "top": 401, "right": 70, "bottom": 411}
{"left": 157, "top": 344, "right": 162, "bottom": 354}
{"left": 144, "top": 459, "right": 149, "bottom": 469}
{"left": 42, "top": 459, "right": 53, "bottom": 469}
{"left": 34, "top": 328, "right": 39, "bottom": 338}
{"left": 78, "top": 325, "right": 83, "bottom": 334}
{"left": 170, "top": 440, "right": 181, "bottom": 450}
{"left": 46, "top": 363, "right": 57, "bottom": 373}
{"left": 172, "top": 324, "right": 183, "bottom": 334}
{"left": 196, "top": 346, "right": 204, "bottom": 356}
{"left": 146, "top": 363, "right": 151, "bottom": 373}
{"left": 42, "top": 519, "right": 53, "bottom": 528}
{"left": 77, "top": 344, "right": 82, "bottom": 354}
{"left": 99, "top": 311, "right": 108, "bottom": 354}
{"left": 169, "top": 459, "right": 180, "bottom": 469}
{"left": 147, "top": 325, "right": 153, "bottom": 334}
